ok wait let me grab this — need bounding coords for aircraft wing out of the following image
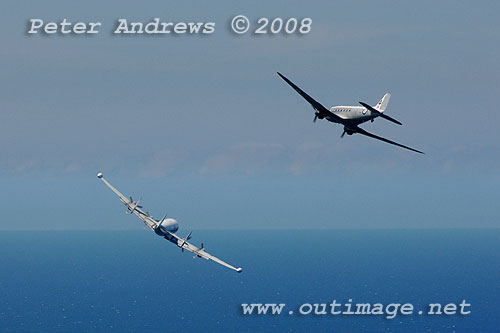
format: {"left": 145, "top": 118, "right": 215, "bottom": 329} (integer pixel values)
{"left": 168, "top": 232, "right": 243, "bottom": 273}
{"left": 98, "top": 173, "right": 131, "bottom": 205}
{"left": 277, "top": 72, "right": 344, "bottom": 122}
{"left": 354, "top": 126, "right": 424, "bottom": 154}
{"left": 98, "top": 173, "right": 157, "bottom": 229}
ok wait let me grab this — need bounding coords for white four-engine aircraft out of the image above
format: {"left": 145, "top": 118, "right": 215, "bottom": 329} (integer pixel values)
{"left": 98, "top": 173, "right": 242, "bottom": 273}
{"left": 277, "top": 72, "right": 423, "bottom": 154}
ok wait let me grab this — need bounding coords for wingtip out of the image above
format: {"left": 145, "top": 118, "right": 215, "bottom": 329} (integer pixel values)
{"left": 411, "top": 148, "right": 425, "bottom": 154}
{"left": 97, "top": 172, "right": 103, "bottom": 178}
{"left": 359, "top": 101, "right": 370, "bottom": 109}
{"left": 236, "top": 267, "right": 243, "bottom": 273}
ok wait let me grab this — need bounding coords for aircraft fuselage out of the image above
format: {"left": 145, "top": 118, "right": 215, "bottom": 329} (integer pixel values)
{"left": 327, "top": 106, "right": 373, "bottom": 125}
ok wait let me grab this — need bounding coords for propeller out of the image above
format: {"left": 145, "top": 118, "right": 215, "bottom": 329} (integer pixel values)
{"left": 180, "top": 231, "right": 193, "bottom": 253}
{"left": 313, "top": 109, "right": 321, "bottom": 123}
{"left": 159, "top": 212, "right": 168, "bottom": 223}
{"left": 341, "top": 130, "right": 346, "bottom": 138}
{"left": 127, "top": 196, "right": 143, "bottom": 214}
{"left": 152, "top": 212, "right": 168, "bottom": 232}
{"left": 130, "top": 196, "right": 142, "bottom": 208}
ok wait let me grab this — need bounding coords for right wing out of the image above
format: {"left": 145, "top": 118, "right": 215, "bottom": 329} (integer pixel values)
{"left": 354, "top": 126, "right": 424, "bottom": 154}
{"left": 277, "top": 72, "right": 344, "bottom": 123}
{"left": 168, "top": 232, "right": 243, "bottom": 273}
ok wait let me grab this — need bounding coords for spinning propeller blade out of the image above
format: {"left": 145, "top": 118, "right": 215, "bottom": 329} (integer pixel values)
{"left": 160, "top": 212, "right": 168, "bottom": 223}
{"left": 180, "top": 231, "right": 193, "bottom": 253}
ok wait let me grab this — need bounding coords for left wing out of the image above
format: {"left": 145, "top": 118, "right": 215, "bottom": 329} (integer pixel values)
{"left": 98, "top": 172, "right": 131, "bottom": 205}
{"left": 354, "top": 126, "right": 424, "bottom": 154}
{"left": 98, "top": 173, "right": 157, "bottom": 229}
{"left": 167, "top": 232, "right": 243, "bottom": 273}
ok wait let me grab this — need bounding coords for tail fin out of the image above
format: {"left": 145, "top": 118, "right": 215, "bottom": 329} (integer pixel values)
{"left": 374, "top": 93, "right": 391, "bottom": 112}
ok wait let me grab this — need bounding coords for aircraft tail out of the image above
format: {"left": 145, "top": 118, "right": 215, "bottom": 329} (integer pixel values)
{"left": 374, "top": 93, "right": 390, "bottom": 112}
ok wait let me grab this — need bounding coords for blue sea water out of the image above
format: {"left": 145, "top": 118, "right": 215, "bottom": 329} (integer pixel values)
{"left": 0, "top": 229, "right": 499, "bottom": 332}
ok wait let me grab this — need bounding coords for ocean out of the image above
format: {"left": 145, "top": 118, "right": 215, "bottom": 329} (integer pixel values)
{"left": 1, "top": 229, "right": 499, "bottom": 332}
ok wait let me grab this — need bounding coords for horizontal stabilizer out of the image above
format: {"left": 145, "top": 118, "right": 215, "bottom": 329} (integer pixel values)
{"left": 359, "top": 102, "right": 402, "bottom": 126}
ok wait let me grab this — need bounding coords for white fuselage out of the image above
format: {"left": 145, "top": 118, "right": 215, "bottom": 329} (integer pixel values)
{"left": 329, "top": 105, "right": 373, "bottom": 124}
{"left": 154, "top": 217, "right": 179, "bottom": 236}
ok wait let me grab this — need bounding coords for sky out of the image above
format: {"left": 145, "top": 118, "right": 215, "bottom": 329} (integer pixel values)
{"left": 1, "top": 0, "right": 499, "bottom": 230}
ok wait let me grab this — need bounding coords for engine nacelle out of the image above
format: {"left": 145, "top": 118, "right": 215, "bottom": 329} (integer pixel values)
{"left": 159, "top": 218, "right": 179, "bottom": 233}
{"left": 315, "top": 111, "right": 325, "bottom": 119}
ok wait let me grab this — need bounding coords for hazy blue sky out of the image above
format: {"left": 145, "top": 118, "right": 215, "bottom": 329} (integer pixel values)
{"left": 1, "top": 0, "right": 499, "bottom": 230}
